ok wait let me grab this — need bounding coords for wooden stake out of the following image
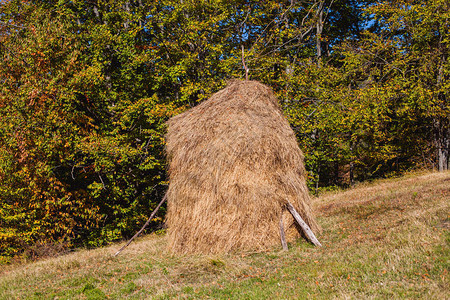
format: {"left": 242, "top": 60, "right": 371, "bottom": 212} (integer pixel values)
{"left": 241, "top": 45, "right": 249, "bottom": 80}
{"left": 114, "top": 194, "right": 167, "bottom": 257}
{"left": 279, "top": 212, "right": 288, "bottom": 251}
{"left": 286, "top": 202, "right": 322, "bottom": 247}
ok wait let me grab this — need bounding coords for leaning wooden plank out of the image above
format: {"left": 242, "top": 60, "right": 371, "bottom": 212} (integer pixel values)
{"left": 286, "top": 202, "right": 322, "bottom": 247}
{"left": 114, "top": 194, "right": 167, "bottom": 257}
{"left": 279, "top": 214, "right": 288, "bottom": 251}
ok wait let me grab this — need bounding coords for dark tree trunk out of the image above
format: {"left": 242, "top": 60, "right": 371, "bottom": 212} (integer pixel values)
{"left": 435, "top": 117, "right": 449, "bottom": 171}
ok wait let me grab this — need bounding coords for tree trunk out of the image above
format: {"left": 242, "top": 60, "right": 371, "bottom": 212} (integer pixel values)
{"left": 123, "top": 2, "right": 131, "bottom": 29}
{"left": 316, "top": 1, "right": 324, "bottom": 60}
{"left": 315, "top": 163, "right": 320, "bottom": 196}
{"left": 435, "top": 47, "right": 449, "bottom": 171}
{"left": 349, "top": 142, "right": 355, "bottom": 185}
{"left": 435, "top": 117, "right": 449, "bottom": 171}
{"left": 349, "top": 161, "right": 354, "bottom": 185}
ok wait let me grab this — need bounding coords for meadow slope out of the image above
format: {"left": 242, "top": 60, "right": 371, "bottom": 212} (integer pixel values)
{"left": 1, "top": 171, "right": 449, "bottom": 299}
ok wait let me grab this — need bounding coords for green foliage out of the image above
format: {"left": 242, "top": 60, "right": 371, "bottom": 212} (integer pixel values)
{"left": 281, "top": 0, "right": 449, "bottom": 189}
{"left": 0, "top": 0, "right": 180, "bottom": 258}
{"left": 0, "top": 0, "right": 448, "bottom": 259}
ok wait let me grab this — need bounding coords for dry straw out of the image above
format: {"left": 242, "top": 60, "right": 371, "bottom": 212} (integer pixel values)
{"left": 165, "top": 80, "right": 319, "bottom": 254}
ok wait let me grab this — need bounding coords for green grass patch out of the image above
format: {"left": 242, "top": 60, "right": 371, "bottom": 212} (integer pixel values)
{"left": 1, "top": 171, "right": 449, "bottom": 299}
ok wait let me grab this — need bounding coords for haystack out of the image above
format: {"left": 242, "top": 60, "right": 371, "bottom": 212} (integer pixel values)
{"left": 165, "top": 80, "right": 319, "bottom": 254}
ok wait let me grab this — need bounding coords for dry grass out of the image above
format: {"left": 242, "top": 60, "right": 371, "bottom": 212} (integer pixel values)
{"left": 165, "top": 80, "right": 318, "bottom": 254}
{"left": 0, "top": 171, "right": 448, "bottom": 299}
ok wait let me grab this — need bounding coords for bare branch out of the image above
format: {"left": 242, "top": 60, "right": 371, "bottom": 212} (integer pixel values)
{"left": 114, "top": 194, "right": 167, "bottom": 257}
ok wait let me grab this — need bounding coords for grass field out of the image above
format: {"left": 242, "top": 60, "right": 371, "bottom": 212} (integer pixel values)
{"left": 1, "top": 171, "right": 449, "bottom": 299}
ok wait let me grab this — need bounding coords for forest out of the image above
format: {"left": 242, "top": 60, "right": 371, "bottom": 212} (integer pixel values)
{"left": 0, "top": 0, "right": 448, "bottom": 261}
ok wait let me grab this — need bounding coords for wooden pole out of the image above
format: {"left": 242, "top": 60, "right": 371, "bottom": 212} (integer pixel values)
{"left": 241, "top": 45, "right": 249, "bottom": 80}
{"left": 279, "top": 212, "right": 288, "bottom": 251}
{"left": 114, "top": 194, "right": 167, "bottom": 257}
{"left": 286, "top": 202, "right": 322, "bottom": 247}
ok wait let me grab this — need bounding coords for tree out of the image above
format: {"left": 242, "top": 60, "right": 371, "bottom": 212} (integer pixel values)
{"left": 362, "top": 0, "right": 449, "bottom": 171}
{"left": 0, "top": 0, "right": 178, "bottom": 259}
{"left": 2, "top": 0, "right": 446, "bottom": 260}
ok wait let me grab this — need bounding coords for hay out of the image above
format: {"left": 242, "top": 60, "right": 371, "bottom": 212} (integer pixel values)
{"left": 165, "top": 80, "right": 319, "bottom": 254}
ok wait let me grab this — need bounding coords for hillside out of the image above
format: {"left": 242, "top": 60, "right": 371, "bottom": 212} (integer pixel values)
{"left": 1, "top": 171, "right": 449, "bottom": 299}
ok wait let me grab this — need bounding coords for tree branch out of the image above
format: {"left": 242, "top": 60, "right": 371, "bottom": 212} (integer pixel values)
{"left": 114, "top": 194, "right": 167, "bottom": 257}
